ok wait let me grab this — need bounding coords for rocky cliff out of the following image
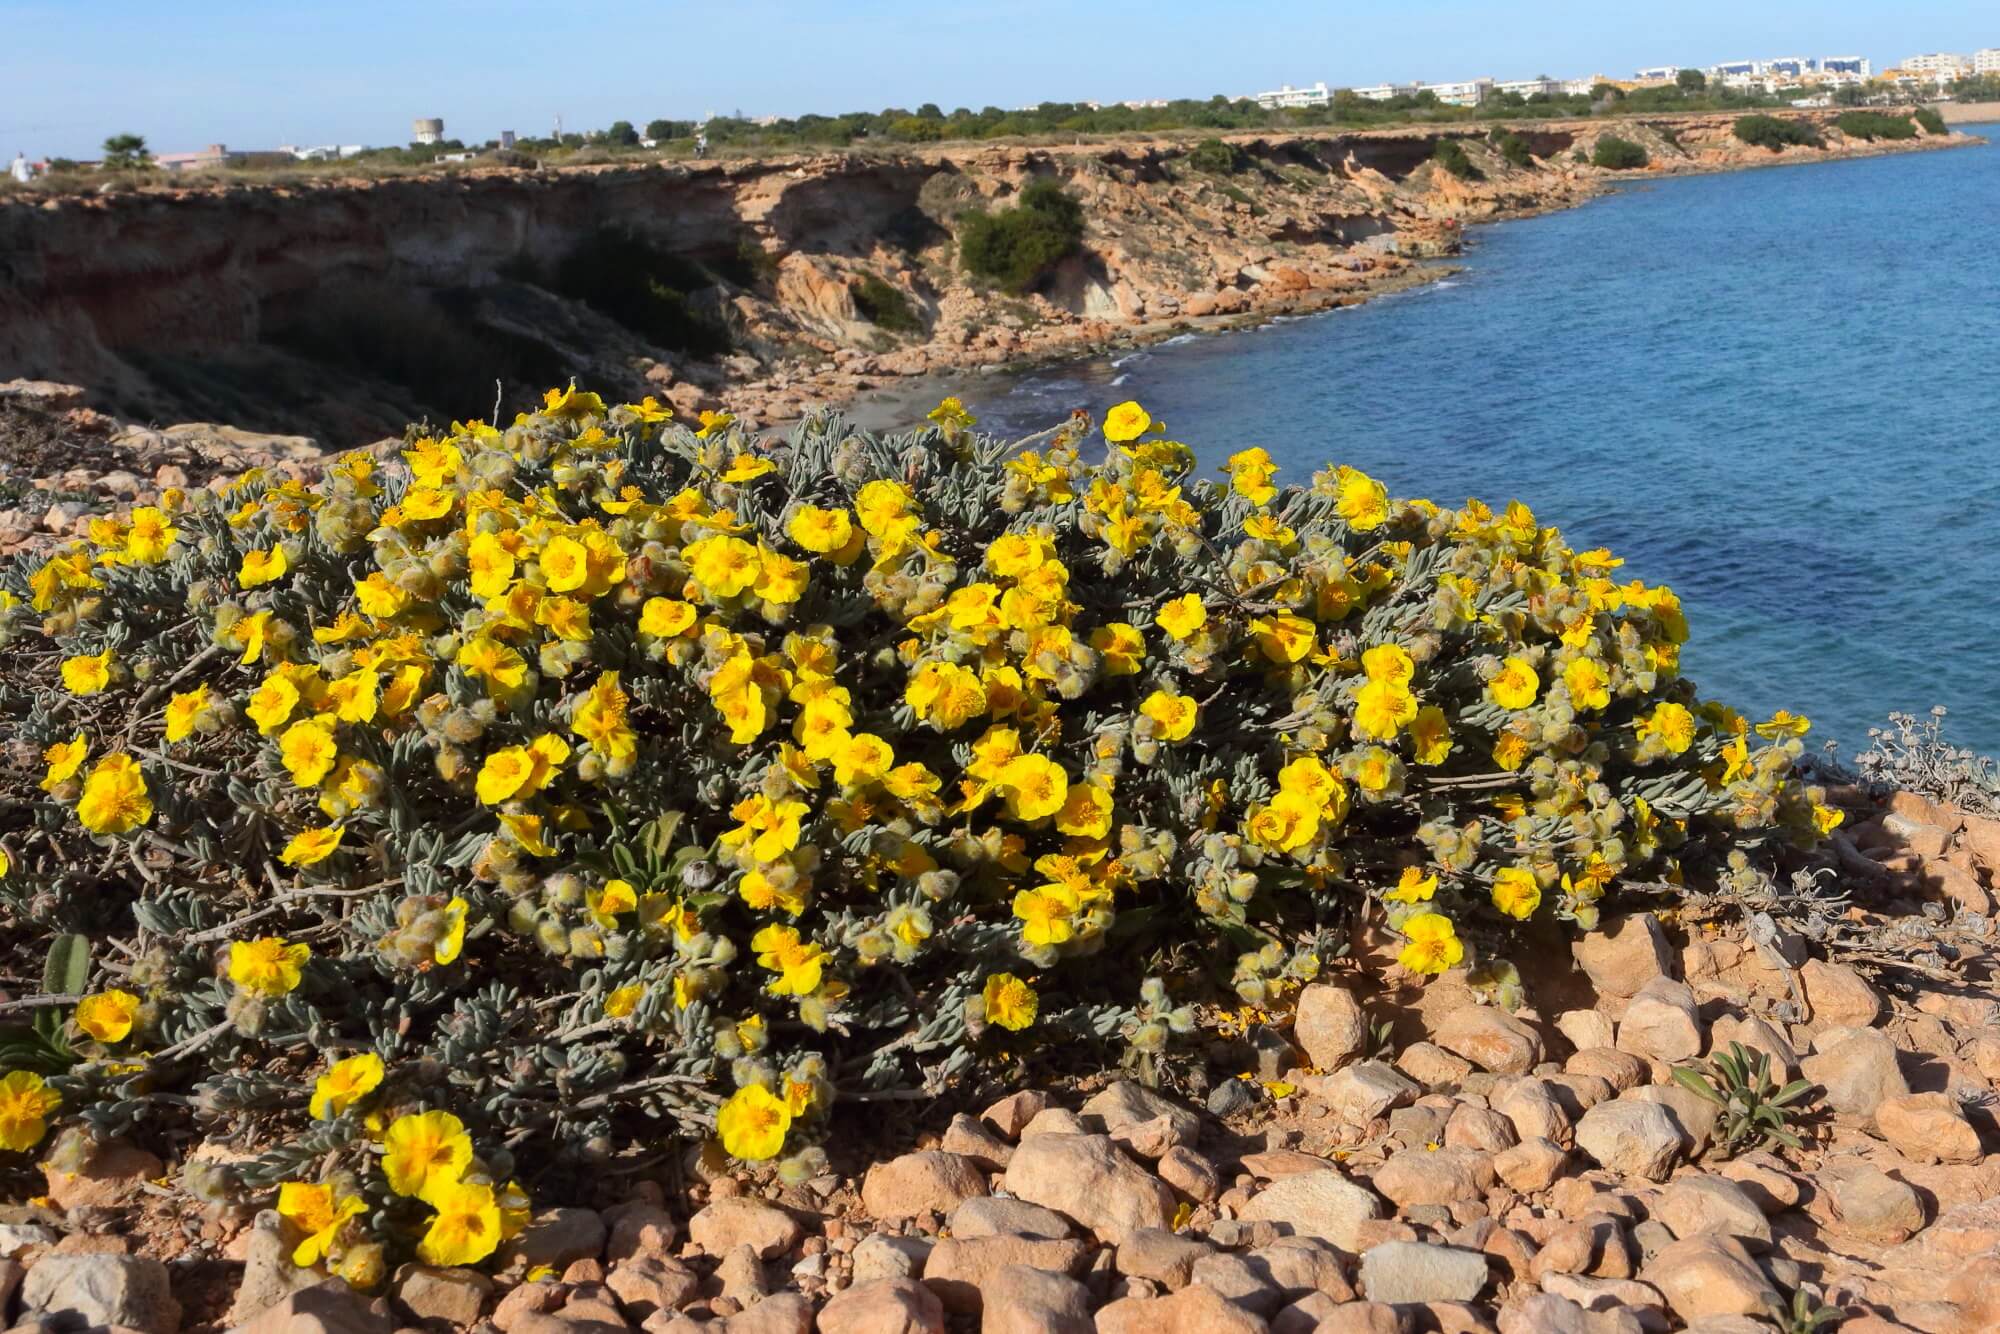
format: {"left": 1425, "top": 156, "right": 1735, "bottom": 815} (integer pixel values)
{"left": 0, "top": 110, "right": 1973, "bottom": 446}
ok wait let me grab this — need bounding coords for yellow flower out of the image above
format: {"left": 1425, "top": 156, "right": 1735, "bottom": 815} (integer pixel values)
{"left": 1491, "top": 866, "right": 1542, "bottom": 920}
{"left": 1089, "top": 622, "right": 1146, "bottom": 676}
{"left": 75, "top": 989, "right": 141, "bottom": 1043}
{"left": 229, "top": 937, "right": 310, "bottom": 997}
{"left": 279, "top": 718, "right": 340, "bottom": 787}
{"left": 1385, "top": 867, "right": 1437, "bottom": 904}
{"left": 1636, "top": 702, "right": 1695, "bottom": 755}
{"left": 278, "top": 1181, "right": 366, "bottom": 1267}
{"left": 1489, "top": 656, "right": 1540, "bottom": 710}
{"left": 605, "top": 984, "right": 644, "bottom": 1019}
{"left": 1397, "top": 913, "right": 1464, "bottom": 975}
{"left": 76, "top": 754, "right": 152, "bottom": 834}
{"left": 238, "top": 546, "right": 288, "bottom": 588}
{"left": 311, "top": 1053, "right": 386, "bottom": 1119}
{"left": 1012, "top": 883, "right": 1078, "bottom": 947}
{"left": 280, "top": 825, "right": 345, "bottom": 867}
{"left": 246, "top": 673, "right": 302, "bottom": 735}
{"left": 1227, "top": 447, "right": 1278, "bottom": 506}
{"left": 1353, "top": 678, "right": 1417, "bottom": 741}
{"left": 476, "top": 747, "right": 536, "bottom": 806}
{"left": 162, "top": 685, "right": 212, "bottom": 742}
{"left": 122, "top": 506, "right": 179, "bottom": 563}
{"left": 1756, "top": 709, "right": 1811, "bottom": 739}
{"left": 1055, "top": 782, "right": 1113, "bottom": 839}
{"left": 695, "top": 409, "right": 736, "bottom": 438}
{"left": 61, "top": 649, "right": 113, "bottom": 696}
{"left": 1140, "top": 689, "right": 1197, "bottom": 742}
{"left": 686, "top": 535, "right": 763, "bottom": 599}
{"left": 418, "top": 1179, "right": 504, "bottom": 1267}
{"left": 982, "top": 973, "right": 1038, "bottom": 1030}
{"left": 1000, "top": 753, "right": 1069, "bottom": 822}
{"left": 1410, "top": 705, "right": 1452, "bottom": 765}
{"left": 1246, "top": 791, "right": 1320, "bottom": 853}
{"left": 788, "top": 505, "right": 855, "bottom": 557}
{"left": 1249, "top": 613, "right": 1315, "bottom": 664}
{"left": 41, "top": 733, "right": 87, "bottom": 792}
{"left": 1812, "top": 802, "right": 1845, "bottom": 837}
{"left": 1102, "top": 400, "right": 1151, "bottom": 443}
{"left": 0, "top": 1071, "right": 60, "bottom": 1151}
{"left": 752, "top": 924, "right": 827, "bottom": 996}
{"left": 928, "top": 396, "right": 976, "bottom": 432}
{"left": 717, "top": 1084, "right": 792, "bottom": 1162}
{"left": 1563, "top": 657, "right": 1610, "bottom": 712}
{"left": 539, "top": 535, "right": 590, "bottom": 593}
{"left": 466, "top": 532, "right": 516, "bottom": 599}
{"left": 639, "top": 597, "right": 698, "bottom": 638}
{"left": 435, "top": 897, "right": 469, "bottom": 966}
{"left": 456, "top": 636, "right": 528, "bottom": 694}
{"left": 1334, "top": 465, "right": 1389, "bottom": 531}
{"left": 382, "top": 1109, "right": 473, "bottom": 1199}
{"left": 1155, "top": 594, "right": 1207, "bottom": 641}
{"left": 721, "top": 452, "right": 776, "bottom": 483}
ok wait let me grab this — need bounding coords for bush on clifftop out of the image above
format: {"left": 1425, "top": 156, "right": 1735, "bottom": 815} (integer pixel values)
{"left": 1188, "top": 138, "right": 1244, "bottom": 174}
{"left": 957, "top": 178, "right": 1085, "bottom": 294}
{"left": 1432, "top": 138, "right": 1479, "bottom": 180}
{"left": 1733, "top": 115, "right": 1825, "bottom": 151}
{"left": 1591, "top": 136, "right": 1650, "bottom": 170}
{"left": 1914, "top": 107, "right": 1947, "bottom": 136}
{"left": 1836, "top": 111, "right": 1919, "bottom": 142}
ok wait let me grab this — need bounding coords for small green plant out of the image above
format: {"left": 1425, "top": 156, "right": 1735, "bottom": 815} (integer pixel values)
{"left": 851, "top": 274, "right": 922, "bottom": 334}
{"left": 1188, "top": 138, "right": 1242, "bottom": 174}
{"left": 1432, "top": 138, "right": 1478, "bottom": 180}
{"left": 1734, "top": 115, "right": 1825, "bottom": 151}
{"left": 957, "top": 178, "right": 1085, "bottom": 293}
{"left": 1591, "top": 136, "right": 1650, "bottom": 170}
{"left": 1836, "top": 111, "right": 1918, "bottom": 142}
{"left": 1773, "top": 1286, "right": 1841, "bottom": 1334}
{"left": 1671, "top": 1042, "right": 1814, "bottom": 1155}
{"left": 1495, "top": 133, "right": 1534, "bottom": 168}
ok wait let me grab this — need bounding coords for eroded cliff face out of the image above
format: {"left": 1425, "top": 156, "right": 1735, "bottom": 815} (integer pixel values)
{"left": 0, "top": 111, "right": 1969, "bottom": 445}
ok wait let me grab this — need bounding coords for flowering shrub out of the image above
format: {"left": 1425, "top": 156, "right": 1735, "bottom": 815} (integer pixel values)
{"left": 0, "top": 388, "right": 1833, "bottom": 1276}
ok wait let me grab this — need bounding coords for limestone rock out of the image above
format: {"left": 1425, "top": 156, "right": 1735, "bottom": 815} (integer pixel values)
{"left": 1574, "top": 1100, "right": 1687, "bottom": 1182}
{"left": 1572, "top": 913, "right": 1674, "bottom": 999}
{"left": 1492, "top": 1078, "right": 1572, "bottom": 1146}
{"left": 393, "top": 1265, "right": 491, "bottom": 1327}
{"left": 948, "top": 1195, "right": 1074, "bottom": 1240}
{"left": 1494, "top": 1137, "right": 1569, "bottom": 1193}
{"left": 1434, "top": 1006, "right": 1544, "bottom": 1074}
{"left": 604, "top": 1201, "right": 679, "bottom": 1265}
{"left": 1239, "top": 1168, "right": 1385, "bottom": 1249}
{"left": 981, "top": 1264, "right": 1093, "bottom": 1334}
{"left": 1656, "top": 1176, "right": 1772, "bottom": 1251}
{"left": 232, "top": 1279, "right": 393, "bottom": 1334}
{"left": 21, "top": 1253, "right": 181, "bottom": 1333}
{"left": 1397, "top": 1041, "right": 1475, "bottom": 1087}
{"left": 1114, "top": 1228, "right": 1213, "bottom": 1290}
{"left": 688, "top": 1197, "right": 804, "bottom": 1259}
{"left": 1359, "top": 1240, "right": 1490, "bottom": 1304}
{"left": 1372, "top": 1146, "right": 1494, "bottom": 1208}
{"left": 851, "top": 1232, "right": 933, "bottom": 1283}
{"left": 1820, "top": 1160, "right": 1927, "bottom": 1244}
{"left": 816, "top": 1277, "right": 944, "bottom": 1334}
{"left": 1615, "top": 978, "right": 1704, "bottom": 1063}
{"left": 1093, "top": 1281, "right": 1269, "bottom": 1334}
{"left": 1801, "top": 1029, "right": 1908, "bottom": 1122}
{"left": 604, "top": 1255, "right": 700, "bottom": 1321}
{"left": 1295, "top": 982, "right": 1370, "bottom": 1071}
{"left": 1563, "top": 1048, "right": 1648, "bottom": 1094}
{"left": 1001, "top": 1133, "right": 1175, "bottom": 1244}
{"left": 42, "top": 1139, "right": 164, "bottom": 1212}
{"left": 983, "top": 1090, "right": 1052, "bottom": 1139}
{"left": 1080, "top": 1080, "right": 1201, "bottom": 1145}
{"left": 1158, "top": 1145, "right": 1222, "bottom": 1203}
{"left": 1444, "top": 1103, "right": 1518, "bottom": 1153}
{"left": 920, "top": 1234, "right": 1091, "bottom": 1315}
{"left": 1707, "top": 1014, "right": 1800, "bottom": 1082}
{"left": 1556, "top": 1009, "right": 1619, "bottom": 1053}
{"left": 1640, "top": 1235, "right": 1778, "bottom": 1323}
{"left": 1874, "top": 1092, "right": 1982, "bottom": 1165}
{"left": 1501, "top": 1291, "right": 1646, "bottom": 1334}
{"left": 939, "top": 1113, "right": 1015, "bottom": 1170}
{"left": 226, "top": 1209, "right": 324, "bottom": 1325}
{"left": 499, "top": 1207, "right": 606, "bottom": 1269}
{"left": 1313, "top": 1059, "right": 1420, "bottom": 1125}
{"left": 861, "top": 1150, "right": 990, "bottom": 1219}
{"left": 1801, "top": 959, "right": 1884, "bottom": 1028}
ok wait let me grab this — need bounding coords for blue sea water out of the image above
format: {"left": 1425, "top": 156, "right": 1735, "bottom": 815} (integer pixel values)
{"left": 955, "top": 130, "right": 2000, "bottom": 760}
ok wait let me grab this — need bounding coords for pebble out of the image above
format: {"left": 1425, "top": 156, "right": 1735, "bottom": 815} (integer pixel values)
{"left": 1359, "top": 1240, "right": 1491, "bottom": 1304}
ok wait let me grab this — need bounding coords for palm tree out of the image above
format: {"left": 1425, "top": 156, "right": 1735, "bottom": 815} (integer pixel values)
{"left": 101, "top": 133, "right": 151, "bottom": 170}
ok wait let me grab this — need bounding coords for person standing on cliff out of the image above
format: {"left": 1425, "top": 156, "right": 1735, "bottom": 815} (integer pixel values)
{"left": 8, "top": 153, "right": 31, "bottom": 184}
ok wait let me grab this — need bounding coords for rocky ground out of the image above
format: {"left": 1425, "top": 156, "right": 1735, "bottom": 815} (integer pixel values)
{"left": 5, "top": 785, "right": 2000, "bottom": 1332}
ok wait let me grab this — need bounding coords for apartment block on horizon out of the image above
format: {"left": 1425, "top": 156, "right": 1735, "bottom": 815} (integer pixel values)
{"left": 1904, "top": 52, "right": 1973, "bottom": 78}
{"left": 1351, "top": 82, "right": 1421, "bottom": 102}
{"left": 1975, "top": 49, "right": 2000, "bottom": 75}
{"left": 1253, "top": 81, "right": 1332, "bottom": 110}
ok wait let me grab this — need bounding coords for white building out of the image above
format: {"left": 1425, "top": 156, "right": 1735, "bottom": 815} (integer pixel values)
{"left": 1635, "top": 66, "right": 1683, "bottom": 82}
{"left": 1496, "top": 77, "right": 1562, "bottom": 98}
{"left": 1561, "top": 75, "right": 1611, "bottom": 96}
{"left": 1975, "top": 50, "right": 2000, "bottom": 75}
{"left": 1429, "top": 78, "right": 1494, "bottom": 107}
{"left": 1904, "top": 53, "right": 1973, "bottom": 78}
{"left": 1820, "top": 56, "right": 1872, "bottom": 78}
{"left": 1351, "top": 83, "right": 1420, "bottom": 102}
{"left": 1254, "top": 81, "right": 1332, "bottom": 110}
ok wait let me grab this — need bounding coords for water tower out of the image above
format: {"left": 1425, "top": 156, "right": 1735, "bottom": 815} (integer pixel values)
{"left": 412, "top": 117, "right": 445, "bottom": 145}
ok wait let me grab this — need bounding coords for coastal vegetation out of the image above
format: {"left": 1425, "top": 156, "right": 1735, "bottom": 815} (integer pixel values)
{"left": 1187, "top": 137, "right": 1245, "bottom": 174}
{"left": 1493, "top": 130, "right": 1535, "bottom": 168}
{"left": 550, "top": 230, "right": 734, "bottom": 359}
{"left": 1835, "top": 110, "right": 1920, "bottom": 142}
{"left": 1732, "top": 115, "right": 1825, "bottom": 151}
{"left": 1591, "top": 135, "right": 1651, "bottom": 170}
{"left": 957, "top": 179, "right": 1086, "bottom": 293}
{"left": 0, "top": 388, "right": 1837, "bottom": 1279}
{"left": 1431, "top": 138, "right": 1478, "bottom": 180}
{"left": 849, "top": 273, "right": 922, "bottom": 334}
{"left": 1913, "top": 106, "right": 1948, "bottom": 136}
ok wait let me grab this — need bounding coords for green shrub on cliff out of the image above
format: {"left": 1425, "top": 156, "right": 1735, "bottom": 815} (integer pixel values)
{"left": 1835, "top": 111, "right": 1918, "bottom": 142}
{"left": 1592, "top": 136, "right": 1650, "bottom": 170}
{"left": 1494, "top": 133, "right": 1535, "bottom": 169}
{"left": 851, "top": 274, "right": 923, "bottom": 334}
{"left": 553, "top": 230, "right": 733, "bottom": 359}
{"left": 1188, "top": 138, "right": 1243, "bottom": 174}
{"left": 0, "top": 387, "right": 1836, "bottom": 1280}
{"left": 1733, "top": 116, "right": 1825, "bottom": 151}
{"left": 957, "top": 179, "right": 1085, "bottom": 294}
{"left": 1432, "top": 138, "right": 1479, "bottom": 181}
{"left": 1913, "top": 107, "right": 1947, "bottom": 136}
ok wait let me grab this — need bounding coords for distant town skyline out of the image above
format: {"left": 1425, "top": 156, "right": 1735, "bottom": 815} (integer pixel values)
{"left": 2, "top": 0, "right": 1997, "bottom": 160}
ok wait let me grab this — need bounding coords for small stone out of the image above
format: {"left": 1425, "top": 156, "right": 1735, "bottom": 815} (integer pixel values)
{"left": 1372, "top": 1146, "right": 1493, "bottom": 1208}
{"left": 816, "top": 1277, "right": 944, "bottom": 1334}
{"left": 1538, "top": 1271, "right": 1666, "bottom": 1318}
{"left": 1626, "top": 1083, "right": 1718, "bottom": 1159}
{"left": 861, "top": 1150, "right": 990, "bottom": 1220}
{"left": 493, "top": 1279, "right": 564, "bottom": 1330}
{"left": 1556, "top": 1010, "right": 1619, "bottom": 1052}
{"left": 226, "top": 1210, "right": 323, "bottom": 1324}
{"left": 1563, "top": 1049, "right": 1648, "bottom": 1094}
{"left": 1397, "top": 1041, "right": 1474, "bottom": 1088}
{"left": 1501, "top": 1291, "right": 1646, "bottom": 1334}
{"left": 983, "top": 1091, "right": 1052, "bottom": 1140}
{"left": 1080, "top": 1080, "right": 1202, "bottom": 1145}
{"left": 1655, "top": 1176, "right": 1772, "bottom": 1251}
{"left": 1492, "top": 1078, "right": 1573, "bottom": 1145}
{"left": 1493, "top": 1138, "right": 1569, "bottom": 1193}
{"left": 604, "top": 1202, "right": 679, "bottom": 1264}
{"left": 1574, "top": 1100, "right": 1687, "bottom": 1182}
{"left": 1093, "top": 1281, "right": 1269, "bottom": 1334}
{"left": 940, "top": 1113, "right": 1015, "bottom": 1170}
{"left": 1239, "top": 1168, "right": 1384, "bottom": 1249}
{"left": 947, "top": 1196, "right": 1073, "bottom": 1240}
{"left": 1801, "top": 959, "right": 1884, "bottom": 1028}
{"left": 605, "top": 1256, "right": 701, "bottom": 1322}
{"left": 42, "top": 1139, "right": 164, "bottom": 1212}
{"left": 1433, "top": 1006, "right": 1544, "bottom": 1075}
{"left": 1445, "top": 1102, "right": 1518, "bottom": 1153}
{"left": 1819, "top": 1160, "right": 1927, "bottom": 1243}
{"left": 1188, "top": 1251, "right": 1288, "bottom": 1315}
{"left": 1874, "top": 1092, "right": 1983, "bottom": 1165}
{"left": 1001, "top": 1134, "right": 1175, "bottom": 1244}
{"left": 712, "top": 1291, "right": 815, "bottom": 1334}
{"left": 851, "top": 1232, "right": 932, "bottom": 1283}
{"left": 394, "top": 1264, "right": 492, "bottom": 1327}
{"left": 233, "top": 1279, "right": 393, "bottom": 1334}
{"left": 1295, "top": 983, "right": 1370, "bottom": 1071}
{"left": 20, "top": 1253, "right": 181, "bottom": 1333}
{"left": 1272, "top": 1291, "right": 1361, "bottom": 1334}
{"left": 1640, "top": 1235, "right": 1779, "bottom": 1322}
{"left": 689, "top": 1198, "right": 804, "bottom": 1260}
{"left": 1801, "top": 1029, "right": 1909, "bottom": 1122}
{"left": 1114, "top": 1228, "right": 1213, "bottom": 1290}
{"left": 920, "top": 1235, "right": 1091, "bottom": 1315}
{"left": 1312, "top": 1059, "right": 1420, "bottom": 1125}
{"left": 1018, "top": 1107, "right": 1087, "bottom": 1138}
{"left": 1615, "top": 978, "right": 1704, "bottom": 1063}
{"left": 981, "top": 1264, "right": 1092, "bottom": 1334}
{"left": 1359, "top": 1240, "right": 1490, "bottom": 1304}
{"left": 500, "top": 1207, "right": 608, "bottom": 1269}
{"left": 1572, "top": 913, "right": 1674, "bottom": 999}
{"left": 716, "top": 1242, "right": 770, "bottom": 1304}
{"left": 1157, "top": 1146, "right": 1221, "bottom": 1203}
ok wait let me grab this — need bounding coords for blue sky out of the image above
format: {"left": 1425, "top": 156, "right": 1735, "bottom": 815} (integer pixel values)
{"left": 2, "top": 1, "right": 1994, "bottom": 159}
